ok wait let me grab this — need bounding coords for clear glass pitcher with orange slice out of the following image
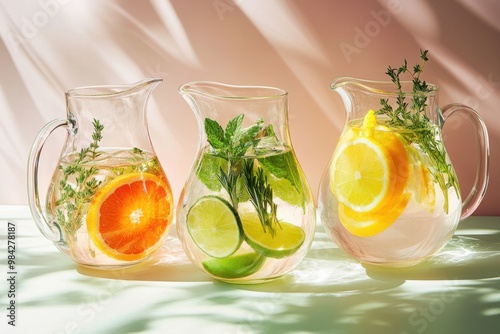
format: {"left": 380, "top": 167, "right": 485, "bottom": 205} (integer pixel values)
{"left": 177, "top": 82, "right": 316, "bottom": 283}
{"left": 27, "top": 78, "right": 174, "bottom": 268}
{"left": 318, "top": 52, "right": 490, "bottom": 267}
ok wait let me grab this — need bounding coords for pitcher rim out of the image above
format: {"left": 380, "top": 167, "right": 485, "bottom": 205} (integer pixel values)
{"left": 178, "top": 81, "right": 288, "bottom": 100}
{"left": 65, "top": 78, "right": 163, "bottom": 98}
{"left": 331, "top": 76, "right": 439, "bottom": 96}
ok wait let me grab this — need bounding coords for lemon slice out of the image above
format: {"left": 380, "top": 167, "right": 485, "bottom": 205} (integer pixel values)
{"left": 202, "top": 252, "right": 265, "bottom": 279}
{"left": 186, "top": 196, "right": 242, "bottom": 258}
{"left": 330, "top": 136, "right": 397, "bottom": 212}
{"left": 240, "top": 212, "right": 305, "bottom": 259}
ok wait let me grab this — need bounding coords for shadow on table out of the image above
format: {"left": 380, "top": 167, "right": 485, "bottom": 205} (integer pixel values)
{"left": 78, "top": 220, "right": 500, "bottom": 291}
{"left": 364, "top": 234, "right": 500, "bottom": 281}
{"left": 233, "top": 223, "right": 500, "bottom": 293}
{"left": 77, "top": 237, "right": 210, "bottom": 282}
{"left": 221, "top": 225, "right": 500, "bottom": 334}
{"left": 363, "top": 216, "right": 500, "bottom": 281}
{"left": 24, "top": 220, "right": 500, "bottom": 334}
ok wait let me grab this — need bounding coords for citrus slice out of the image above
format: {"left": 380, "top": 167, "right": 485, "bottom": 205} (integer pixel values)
{"left": 338, "top": 193, "right": 411, "bottom": 237}
{"left": 87, "top": 172, "right": 173, "bottom": 261}
{"left": 415, "top": 161, "right": 436, "bottom": 213}
{"left": 202, "top": 252, "right": 265, "bottom": 279}
{"left": 373, "top": 125, "right": 411, "bottom": 200}
{"left": 330, "top": 136, "right": 397, "bottom": 212}
{"left": 240, "top": 212, "right": 305, "bottom": 259}
{"left": 186, "top": 196, "right": 242, "bottom": 258}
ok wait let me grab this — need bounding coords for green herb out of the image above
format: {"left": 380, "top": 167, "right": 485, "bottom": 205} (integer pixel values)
{"left": 259, "top": 151, "right": 304, "bottom": 197}
{"left": 216, "top": 162, "right": 241, "bottom": 210}
{"left": 56, "top": 119, "right": 104, "bottom": 236}
{"left": 196, "top": 154, "right": 226, "bottom": 191}
{"left": 243, "top": 159, "right": 280, "bottom": 237}
{"left": 375, "top": 50, "right": 459, "bottom": 212}
{"left": 202, "top": 114, "right": 281, "bottom": 235}
{"left": 205, "top": 114, "right": 275, "bottom": 159}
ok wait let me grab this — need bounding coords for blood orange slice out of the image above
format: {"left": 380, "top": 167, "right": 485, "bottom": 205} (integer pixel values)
{"left": 86, "top": 172, "right": 173, "bottom": 261}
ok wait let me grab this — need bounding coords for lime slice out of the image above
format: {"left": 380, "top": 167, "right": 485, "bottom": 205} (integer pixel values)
{"left": 240, "top": 212, "right": 305, "bottom": 259}
{"left": 202, "top": 252, "right": 265, "bottom": 279}
{"left": 186, "top": 196, "right": 242, "bottom": 258}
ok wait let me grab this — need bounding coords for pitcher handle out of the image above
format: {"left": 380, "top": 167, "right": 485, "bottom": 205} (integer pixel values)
{"left": 27, "top": 118, "right": 69, "bottom": 242}
{"left": 441, "top": 104, "right": 490, "bottom": 221}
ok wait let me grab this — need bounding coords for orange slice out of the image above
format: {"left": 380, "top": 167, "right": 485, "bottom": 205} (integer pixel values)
{"left": 338, "top": 193, "right": 411, "bottom": 237}
{"left": 87, "top": 172, "right": 173, "bottom": 261}
{"left": 373, "top": 125, "right": 411, "bottom": 200}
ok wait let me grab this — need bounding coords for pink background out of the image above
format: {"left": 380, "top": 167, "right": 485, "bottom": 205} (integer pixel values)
{"left": 0, "top": 0, "right": 498, "bottom": 215}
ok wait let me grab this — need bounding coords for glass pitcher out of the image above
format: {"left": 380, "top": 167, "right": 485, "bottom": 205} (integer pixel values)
{"left": 317, "top": 77, "right": 489, "bottom": 267}
{"left": 177, "top": 81, "right": 316, "bottom": 283}
{"left": 27, "top": 78, "right": 174, "bottom": 268}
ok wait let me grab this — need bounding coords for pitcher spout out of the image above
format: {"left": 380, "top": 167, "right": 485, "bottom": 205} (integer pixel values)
{"left": 66, "top": 78, "right": 162, "bottom": 99}
{"left": 178, "top": 81, "right": 289, "bottom": 144}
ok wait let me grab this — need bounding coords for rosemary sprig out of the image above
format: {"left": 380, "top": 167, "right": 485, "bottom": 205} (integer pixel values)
{"left": 375, "top": 50, "right": 459, "bottom": 213}
{"left": 216, "top": 160, "right": 241, "bottom": 209}
{"left": 55, "top": 119, "right": 104, "bottom": 235}
{"left": 243, "top": 159, "right": 280, "bottom": 237}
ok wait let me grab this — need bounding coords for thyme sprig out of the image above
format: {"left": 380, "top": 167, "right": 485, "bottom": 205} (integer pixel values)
{"left": 375, "top": 50, "right": 459, "bottom": 213}
{"left": 56, "top": 119, "right": 104, "bottom": 235}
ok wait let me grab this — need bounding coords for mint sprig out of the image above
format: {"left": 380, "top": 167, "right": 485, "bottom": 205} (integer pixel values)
{"left": 205, "top": 115, "right": 266, "bottom": 159}
{"left": 201, "top": 114, "right": 281, "bottom": 235}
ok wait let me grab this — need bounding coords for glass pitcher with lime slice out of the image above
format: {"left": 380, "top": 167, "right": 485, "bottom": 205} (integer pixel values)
{"left": 177, "top": 81, "right": 316, "bottom": 283}
{"left": 318, "top": 53, "right": 489, "bottom": 267}
{"left": 27, "top": 79, "right": 174, "bottom": 268}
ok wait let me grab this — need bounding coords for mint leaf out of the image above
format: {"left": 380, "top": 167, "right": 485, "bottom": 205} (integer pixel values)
{"left": 239, "top": 118, "right": 263, "bottom": 143}
{"left": 263, "top": 124, "right": 275, "bottom": 137}
{"left": 205, "top": 118, "right": 225, "bottom": 150}
{"left": 225, "top": 114, "right": 243, "bottom": 144}
{"left": 196, "top": 153, "right": 227, "bottom": 191}
{"left": 259, "top": 150, "right": 304, "bottom": 197}
{"left": 233, "top": 118, "right": 263, "bottom": 156}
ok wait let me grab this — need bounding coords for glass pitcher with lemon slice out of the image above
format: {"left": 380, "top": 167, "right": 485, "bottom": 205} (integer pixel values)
{"left": 318, "top": 56, "right": 490, "bottom": 267}
{"left": 177, "top": 81, "right": 316, "bottom": 283}
{"left": 28, "top": 79, "right": 174, "bottom": 268}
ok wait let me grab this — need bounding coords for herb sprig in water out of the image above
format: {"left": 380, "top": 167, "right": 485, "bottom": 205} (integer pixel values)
{"left": 375, "top": 50, "right": 459, "bottom": 212}
{"left": 56, "top": 119, "right": 104, "bottom": 235}
{"left": 55, "top": 119, "right": 156, "bottom": 237}
{"left": 204, "top": 115, "right": 280, "bottom": 235}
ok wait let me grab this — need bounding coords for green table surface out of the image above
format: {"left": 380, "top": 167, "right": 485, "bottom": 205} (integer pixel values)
{"left": 1, "top": 205, "right": 499, "bottom": 334}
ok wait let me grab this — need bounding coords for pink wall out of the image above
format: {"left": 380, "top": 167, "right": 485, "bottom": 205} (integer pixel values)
{"left": 0, "top": 0, "right": 498, "bottom": 215}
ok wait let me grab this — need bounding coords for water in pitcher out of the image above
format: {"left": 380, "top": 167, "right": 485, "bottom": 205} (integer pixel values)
{"left": 178, "top": 143, "right": 314, "bottom": 282}
{"left": 318, "top": 112, "right": 462, "bottom": 267}
{"left": 46, "top": 147, "right": 174, "bottom": 267}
